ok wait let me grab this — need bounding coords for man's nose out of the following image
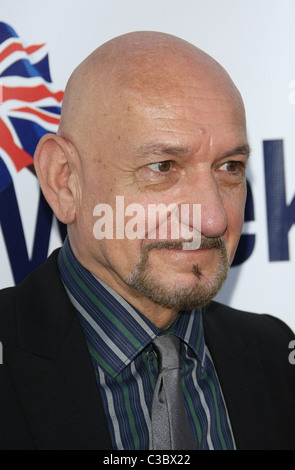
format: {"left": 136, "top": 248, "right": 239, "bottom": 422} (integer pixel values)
{"left": 185, "top": 173, "right": 227, "bottom": 238}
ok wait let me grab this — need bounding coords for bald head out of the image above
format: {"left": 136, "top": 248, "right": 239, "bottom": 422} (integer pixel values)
{"left": 58, "top": 31, "right": 245, "bottom": 147}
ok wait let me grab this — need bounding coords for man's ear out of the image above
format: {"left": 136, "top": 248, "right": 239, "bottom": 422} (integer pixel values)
{"left": 34, "top": 133, "right": 77, "bottom": 224}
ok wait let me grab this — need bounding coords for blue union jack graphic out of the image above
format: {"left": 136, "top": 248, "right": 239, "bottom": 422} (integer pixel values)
{"left": 0, "top": 22, "right": 63, "bottom": 191}
{"left": 0, "top": 22, "right": 65, "bottom": 286}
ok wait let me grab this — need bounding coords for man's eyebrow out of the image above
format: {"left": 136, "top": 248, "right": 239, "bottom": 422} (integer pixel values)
{"left": 137, "top": 143, "right": 196, "bottom": 158}
{"left": 225, "top": 144, "right": 251, "bottom": 159}
{"left": 137, "top": 142, "right": 251, "bottom": 159}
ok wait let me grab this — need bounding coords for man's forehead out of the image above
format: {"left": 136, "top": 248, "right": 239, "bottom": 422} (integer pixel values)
{"left": 107, "top": 80, "right": 247, "bottom": 164}
{"left": 116, "top": 86, "right": 247, "bottom": 146}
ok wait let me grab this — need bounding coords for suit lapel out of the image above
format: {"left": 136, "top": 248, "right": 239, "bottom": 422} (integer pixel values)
{"left": 12, "top": 250, "right": 113, "bottom": 449}
{"left": 203, "top": 305, "right": 280, "bottom": 450}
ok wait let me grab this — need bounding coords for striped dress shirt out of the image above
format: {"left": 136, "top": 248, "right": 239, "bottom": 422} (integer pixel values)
{"left": 58, "top": 237, "right": 236, "bottom": 450}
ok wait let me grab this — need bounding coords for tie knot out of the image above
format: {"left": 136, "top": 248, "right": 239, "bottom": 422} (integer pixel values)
{"left": 153, "top": 335, "right": 181, "bottom": 372}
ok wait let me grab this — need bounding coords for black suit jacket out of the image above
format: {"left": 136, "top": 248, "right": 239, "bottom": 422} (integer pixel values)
{"left": 0, "top": 250, "right": 294, "bottom": 450}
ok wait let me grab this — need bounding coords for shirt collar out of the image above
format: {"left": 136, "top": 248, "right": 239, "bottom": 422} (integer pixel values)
{"left": 58, "top": 237, "right": 206, "bottom": 377}
{"left": 166, "top": 309, "right": 206, "bottom": 368}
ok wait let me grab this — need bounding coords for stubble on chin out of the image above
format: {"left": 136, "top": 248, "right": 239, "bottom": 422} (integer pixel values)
{"left": 126, "top": 236, "right": 230, "bottom": 310}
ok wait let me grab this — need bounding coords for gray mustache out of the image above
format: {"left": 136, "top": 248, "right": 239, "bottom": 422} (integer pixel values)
{"left": 143, "top": 236, "right": 225, "bottom": 252}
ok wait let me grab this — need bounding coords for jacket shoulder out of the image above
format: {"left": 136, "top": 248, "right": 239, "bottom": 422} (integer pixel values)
{"left": 0, "top": 249, "right": 70, "bottom": 345}
{"left": 203, "top": 300, "right": 294, "bottom": 349}
{"left": 0, "top": 248, "right": 61, "bottom": 300}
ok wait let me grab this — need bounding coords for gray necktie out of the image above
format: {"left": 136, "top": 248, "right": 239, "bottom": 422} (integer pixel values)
{"left": 151, "top": 334, "right": 197, "bottom": 450}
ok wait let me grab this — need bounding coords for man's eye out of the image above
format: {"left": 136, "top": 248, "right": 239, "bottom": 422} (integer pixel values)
{"left": 220, "top": 161, "right": 244, "bottom": 173}
{"left": 148, "top": 161, "right": 172, "bottom": 173}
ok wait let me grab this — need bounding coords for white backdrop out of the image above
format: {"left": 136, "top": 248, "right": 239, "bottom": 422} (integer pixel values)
{"left": 1, "top": 0, "right": 295, "bottom": 331}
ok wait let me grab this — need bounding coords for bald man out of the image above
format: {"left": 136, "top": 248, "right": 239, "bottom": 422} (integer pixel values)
{"left": 0, "top": 32, "right": 294, "bottom": 450}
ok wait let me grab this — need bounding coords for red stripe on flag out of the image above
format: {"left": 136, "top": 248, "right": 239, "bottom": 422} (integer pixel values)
{"left": 24, "top": 44, "right": 45, "bottom": 54}
{"left": 12, "top": 106, "right": 61, "bottom": 124}
{"left": 3, "top": 84, "right": 63, "bottom": 103}
{"left": 0, "top": 43, "right": 23, "bottom": 62}
{"left": 0, "top": 118, "right": 34, "bottom": 171}
{"left": 0, "top": 42, "right": 45, "bottom": 62}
